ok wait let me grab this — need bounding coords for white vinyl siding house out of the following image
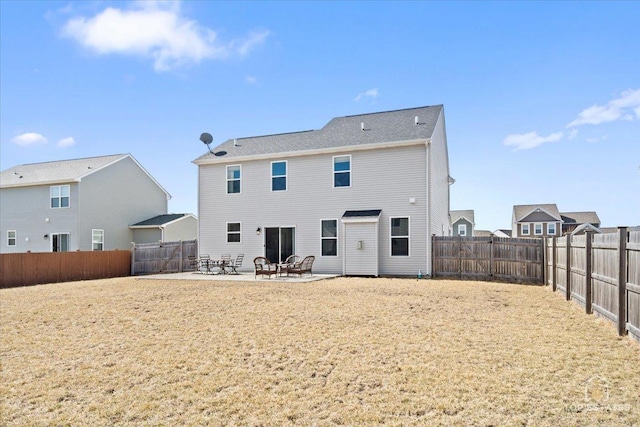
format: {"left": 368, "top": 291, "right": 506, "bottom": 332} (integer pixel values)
{"left": 194, "top": 105, "right": 453, "bottom": 276}
{"left": 0, "top": 154, "right": 170, "bottom": 253}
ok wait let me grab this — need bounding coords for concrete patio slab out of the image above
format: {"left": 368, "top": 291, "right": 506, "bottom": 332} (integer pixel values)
{"left": 135, "top": 271, "right": 339, "bottom": 283}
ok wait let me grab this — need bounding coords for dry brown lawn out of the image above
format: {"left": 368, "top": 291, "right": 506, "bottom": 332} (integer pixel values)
{"left": 1, "top": 277, "right": 639, "bottom": 426}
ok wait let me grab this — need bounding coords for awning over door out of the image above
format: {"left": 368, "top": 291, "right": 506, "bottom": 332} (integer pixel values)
{"left": 341, "top": 210, "right": 382, "bottom": 221}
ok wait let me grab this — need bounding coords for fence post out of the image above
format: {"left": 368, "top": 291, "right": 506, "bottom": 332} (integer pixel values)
{"left": 431, "top": 234, "right": 436, "bottom": 278}
{"left": 489, "top": 236, "right": 495, "bottom": 282}
{"left": 617, "top": 227, "right": 628, "bottom": 336}
{"left": 566, "top": 234, "right": 572, "bottom": 301}
{"left": 179, "top": 240, "right": 184, "bottom": 272}
{"left": 585, "top": 230, "right": 593, "bottom": 314}
{"left": 131, "top": 242, "right": 136, "bottom": 276}
{"left": 552, "top": 237, "right": 557, "bottom": 292}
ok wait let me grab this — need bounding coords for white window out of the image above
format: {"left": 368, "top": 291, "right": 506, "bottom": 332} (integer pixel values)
{"left": 92, "top": 229, "right": 104, "bottom": 251}
{"left": 333, "top": 155, "right": 351, "bottom": 188}
{"left": 521, "top": 223, "right": 530, "bottom": 236}
{"left": 227, "top": 222, "right": 241, "bottom": 243}
{"left": 271, "top": 161, "right": 287, "bottom": 191}
{"left": 534, "top": 223, "right": 543, "bottom": 235}
{"left": 391, "top": 217, "right": 410, "bottom": 256}
{"left": 321, "top": 219, "right": 338, "bottom": 256}
{"left": 50, "top": 185, "right": 70, "bottom": 208}
{"left": 458, "top": 224, "right": 467, "bottom": 237}
{"left": 226, "top": 165, "right": 241, "bottom": 194}
{"left": 7, "top": 230, "right": 16, "bottom": 246}
{"left": 547, "top": 223, "right": 556, "bottom": 235}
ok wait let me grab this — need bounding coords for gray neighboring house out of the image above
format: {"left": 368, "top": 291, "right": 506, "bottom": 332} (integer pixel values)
{"left": 560, "top": 211, "right": 601, "bottom": 235}
{"left": 512, "top": 204, "right": 562, "bottom": 238}
{"left": 0, "top": 154, "right": 170, "bottom": 253}
{"left": 193, "top": 105, "right": 453, "bottom": 276}
{"left": 130, "top": 213, "right": 198, "bottom": 244}
{"left": 493, "top": 229, "right": 512, "bottom": 238}
{"left": 451, "top": 209, "right": 474, "bottom": 237}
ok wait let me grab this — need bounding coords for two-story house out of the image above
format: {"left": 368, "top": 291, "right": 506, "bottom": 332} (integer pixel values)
{"left": 193, "top": 105, "right": 453, "bottom": 276}
{"left": 560, "top": 211, "right": 601, "bottom": 235}
{"left": 451, "top": 210, "right": 475, "bottom": 237}
{"left": 0, "top": 154, "right": 170, "bottom": 253}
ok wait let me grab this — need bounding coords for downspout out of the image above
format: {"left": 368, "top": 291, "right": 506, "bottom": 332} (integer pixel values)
{"left": 426, "top": 140, "right": 432, "bottom": 275}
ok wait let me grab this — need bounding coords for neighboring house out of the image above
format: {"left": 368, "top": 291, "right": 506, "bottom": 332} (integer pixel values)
{"left": 451, "top": 209, "right": 474, "bottom": 237}
{"left": 130, "top": 213, "right": 198, "bottom": 244}
{"left": 0, "top": 154, "right": 170, "bottom": 253}
{"left": 474, "top": 230, "right": 494, "bottom": 237}
{"left": 560, "top": 211, "right": 600, "bottom": 235}
{"left": 493, "top": 229, "right": 512, "bottom": 238}
{"left": 193, "top": 105, "right": 453, "bottom": 276}
{"left": 512, "top": 204, "right": 562, "bottom": 238}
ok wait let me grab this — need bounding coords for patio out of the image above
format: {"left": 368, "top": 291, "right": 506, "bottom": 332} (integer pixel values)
{"left": 137, "top": 271, "right": 339, "bottom": 283}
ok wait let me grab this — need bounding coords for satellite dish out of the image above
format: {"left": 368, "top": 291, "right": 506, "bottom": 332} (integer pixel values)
{"left": 198, "top": 132, "right": 227, "bottom": 156}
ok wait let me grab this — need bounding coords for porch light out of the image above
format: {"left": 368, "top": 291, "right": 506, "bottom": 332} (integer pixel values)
{"left": 256, "top": 227, "right": 261, "bottom": 235}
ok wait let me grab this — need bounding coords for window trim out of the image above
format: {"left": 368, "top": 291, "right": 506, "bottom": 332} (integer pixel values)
{"left": 226, "top": 222, "right": 242, "bottom": 243}
{"left": 458, "top": 223, "right": 467, "bottom": 237}
{"left": 50, "top": 184, "right": 70, "bottom": 209}
{"left": 92, "top": 229, "right": 104, "bottom": 251}
{"left": 390, "top": 216, "right": 410, "bottom": 257}
{"left": 547, "top": 222, "right": 557, "bottom": 236}
{"left": 321, "top": 219, "right": 338, "bottom": 257}
{"left": 226, "top": 165, "right": 242, "bottom": 194}
{"left": 7, "top": 230, "right": 16, "bottom": 246}
{"left": 333, "top": 154, "right": 351, "bottom": 188}
{"left": 271, "top": 160, "right": 287, "bottom": 192}
{"left": 521, "top": 223, "right": 530, "bottom": 236}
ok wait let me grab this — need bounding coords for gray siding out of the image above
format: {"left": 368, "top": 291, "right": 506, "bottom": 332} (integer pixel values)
{"left": 0, "top": 184, "right": 80, "bottom": 253}
{"left": 132, "top": 228, "right": 163, "bottom": 244}
{"left": 199, "top": 144, "right": 431, "bottom": 275}
{"left": 343, "top": 221, "right": 379, "bottom": 276}
{"left": 78, "top": 156, "right": 168, "bottom": 250}
{"left": 453, "top": 218, "right": 473, "bottom": 237}
{"left": 164, "top": 216, "right": 198, "bottom": 242}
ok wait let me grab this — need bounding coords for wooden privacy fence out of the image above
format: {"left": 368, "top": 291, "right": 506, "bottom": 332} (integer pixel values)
{"left": 131, "top": 239, "right": 197, "bottom": 275}
{"left": 546, "top": 227, "right": 640, "bottom": 342}
{"left": 432, "top": 236, "right": 544, "bottom": 284}
{"left": 0, "top": 250, "right": 131, "bottom": 289}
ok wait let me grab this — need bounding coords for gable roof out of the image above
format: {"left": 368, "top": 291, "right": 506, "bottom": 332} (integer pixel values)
{"left": 130, "top": 213, "right": 195, "bottom": 228}
{"left": 193, "top": 105, "right": 443, "bottom": 163}
{"left": 560, "top": 211, "right": 600, "bottom": 225}
{"left": 513, "top": 204, "right": 561, "bottom": 222}
{"left": 0, "top": 154, "right": 170, "bottom": 198}
{"left": 451, "top": 209, "right": 475, "bottom": 225}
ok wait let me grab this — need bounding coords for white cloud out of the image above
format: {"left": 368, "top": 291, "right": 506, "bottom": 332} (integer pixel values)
{"left": 61, "top": 1, "right": 269, "bottom": 72}
{"left": 11, "top": 133, "right": 48, "bottom": 146}
{"left": 503, "top": 131, "right": 563, "bottom": 151}
{"left": 57, "top": 137, "right": 76, "bottom": 148}
{"left": 567, "top": 87, "right": 640, "bottom": 127}
{"left": 245, "top": 75, "right": 257, "bottom": 84}
{"left": 567, "top": 128, "right": 579, "bottom": 140}
{"left": 355, "top": 88, "right": 379, "bottom": 102}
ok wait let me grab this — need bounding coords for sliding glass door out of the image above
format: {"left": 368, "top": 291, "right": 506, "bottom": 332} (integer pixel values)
{"left": 264, "top": 227, "right": 295, "bottom": 263}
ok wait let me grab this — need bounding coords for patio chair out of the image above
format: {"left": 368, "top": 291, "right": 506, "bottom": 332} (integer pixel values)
{"left": 228, "top": 254, "right": 244, "bottom": 274}
{"left": 254, "top": 256, "right": 278, "bottom": 279}
{"left": 287, "top": 255, "right": 315, "bottom": 277}
{"left": 198, "top": 254, "right": 211, "bottom": 274}
{"left": 279, "top": 254, "right": 301, "bottom": 277}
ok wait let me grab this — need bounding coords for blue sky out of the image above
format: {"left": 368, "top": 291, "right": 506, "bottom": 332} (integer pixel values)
{"left": 1, "top": 0, "right": 638, "bottom": 232}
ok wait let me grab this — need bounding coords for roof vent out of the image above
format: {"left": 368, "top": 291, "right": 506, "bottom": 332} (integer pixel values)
{"left": 415, "top": 116, "right": 419, "bottom": 125}
{"left": 234, "top": 138, "right": 238, "bottom": 147}
{"left": 361, "top": 122, "right": 365, "bottom": 131}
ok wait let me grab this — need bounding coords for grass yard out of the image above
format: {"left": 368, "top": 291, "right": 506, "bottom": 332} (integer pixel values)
{"left": 1, "top": 277, "right": 639, "bottom": 426}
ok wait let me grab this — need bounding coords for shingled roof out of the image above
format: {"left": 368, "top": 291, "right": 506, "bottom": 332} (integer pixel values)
{"left": 193, "top": 105, "right": 443, "bottom": 163}
{"left": 513, "top": 204, "right": 562, "bottom": 221}
{"left": 1, "top": 154, "right": 127, "bottom": 188}
{"left": 560, "top": 211, "right": 600, "bottom": 225}
{"left": 130, "top": 214, "right": 192, "bottom": 227}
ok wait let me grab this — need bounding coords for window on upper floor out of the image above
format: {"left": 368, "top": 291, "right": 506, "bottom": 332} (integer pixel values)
{"left": 50, "top": 185, "right": 70, "bottom": 208}
{"left": 534, "top": 223, "right": 543, "bottom": 235}
{"left": 226, "top": 165, "right": 241, "bottom": 194}
{"left": 521, "top": 223, "right": 530, "bottom": 235}
{"left": 92, "top": 229, "right": 104, "bottom": 251}
{"left": 391, "top": 217, "right": 410, "bottom": 256}
{"left": 271, "top": 161, "right": 287, "bottom": 191}
{"left": 321, "top": 219, "right": 338, "bottom": 256}
{"left": 227, "top": 222, "right": 241, "bottom": 243}
{"left": 458, "top": 224, "right": 467, "bottom": 237}
{"left": 7, "top": 230, "right": 16, "bottom": 246}
{"left": 547, "top": 223, "right": 556, "bottom": 235}
{"left": 333, "top": 155, "right": 351, "bottom": 188}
